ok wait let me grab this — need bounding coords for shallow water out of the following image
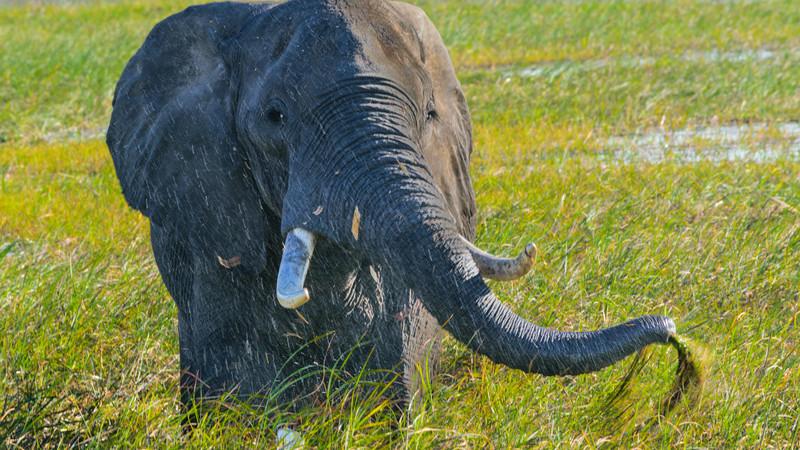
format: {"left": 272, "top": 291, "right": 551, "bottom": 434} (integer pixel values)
{"left": 499, "top": 122, "right": 800, "bottom": 170}
{"left": 515, "top": 48, "right": 794, "bottom": 79}
{"left": 0, "top": 0, "right": 107, "bottom": 5}
{"left": 40, "top": 126, "right": 106, "bottom": 143}
{"left": 604, "top": 122, "right": 800, "bottom": 164}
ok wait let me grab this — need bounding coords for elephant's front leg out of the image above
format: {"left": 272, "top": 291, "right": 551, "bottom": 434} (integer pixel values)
{"left": 186, "top": 256, "right": 286, "bottom": 401}
{"left": 399, "top": 292, "right": 442, "bottom": 409}
{"left": 150, "top": 224, "right": 200, "bottom": 410}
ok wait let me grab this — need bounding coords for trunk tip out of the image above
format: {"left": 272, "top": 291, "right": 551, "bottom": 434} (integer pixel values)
{"left": 638, "top": 315, "right": 677, "bottom": 343}
{"left": 665, "top": 316, "right": 677, "bottom": 337}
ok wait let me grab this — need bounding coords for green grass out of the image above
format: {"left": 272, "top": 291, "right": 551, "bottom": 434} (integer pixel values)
{"left": 1, "top": 0, "right": 799, "bottom": 447}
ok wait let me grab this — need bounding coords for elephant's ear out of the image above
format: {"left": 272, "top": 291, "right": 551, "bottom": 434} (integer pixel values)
{"left": 388, "top": 2, "right": 477, "bottom": 240}
{"left": 107, "top": 3, "right": 269, "bottom": 273}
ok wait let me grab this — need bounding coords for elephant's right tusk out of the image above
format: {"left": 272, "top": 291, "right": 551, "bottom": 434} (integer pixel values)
{"left": 460, "top": 236, "right": 536, "bottom": 281}
{"left": 277, "top": 228, "right": 317, "bottom": 309}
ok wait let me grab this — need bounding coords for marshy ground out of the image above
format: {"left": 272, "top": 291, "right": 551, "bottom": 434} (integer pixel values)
{"left": 1, "top": 0, "right": 799, "bottom": 447}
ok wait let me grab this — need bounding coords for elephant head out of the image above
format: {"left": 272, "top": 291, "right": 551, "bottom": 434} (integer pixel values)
{"left": 107, "top": 0, "right": 676, "bottom": 383}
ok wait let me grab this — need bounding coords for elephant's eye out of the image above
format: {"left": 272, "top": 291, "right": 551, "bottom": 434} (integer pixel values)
{"left": 425, "top": 99, "right": 438, "bottom": 122}
{"left": 266, "top": 107, "right": 285, "bottom": 125}
{"left": 426, "top": 109, "right": 438, "bottom": 122}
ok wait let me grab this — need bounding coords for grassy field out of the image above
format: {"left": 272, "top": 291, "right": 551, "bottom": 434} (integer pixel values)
{"left": 2, "top": 0, "right": 799, "bottom": 447}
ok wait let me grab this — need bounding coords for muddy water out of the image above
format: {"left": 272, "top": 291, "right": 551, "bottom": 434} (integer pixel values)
{"left": 514, "top": 48, "right": 795, "bottom": 78}
{"left": 604, "top": 123, "right": 800, "bottom": 164}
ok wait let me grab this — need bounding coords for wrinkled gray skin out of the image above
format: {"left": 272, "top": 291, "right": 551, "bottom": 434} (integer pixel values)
{"left": 107, "top": 0, "right": 676, "bottom": 409}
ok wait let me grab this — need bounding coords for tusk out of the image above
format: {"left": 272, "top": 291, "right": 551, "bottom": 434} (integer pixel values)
{"left": 460, "top": 236, "right": 536, "bottom": 281}
{"left": 277, "top": 228, "right": 317, "bottom": 309}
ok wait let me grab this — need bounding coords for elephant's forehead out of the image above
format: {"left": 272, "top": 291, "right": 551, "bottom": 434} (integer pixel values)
{"left": 237, "top": 0, "right": 426, "bottom": 90}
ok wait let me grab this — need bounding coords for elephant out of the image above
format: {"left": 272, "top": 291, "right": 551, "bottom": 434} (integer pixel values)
{"left": 106, "top": 0, "right": 677, "bottom": 412}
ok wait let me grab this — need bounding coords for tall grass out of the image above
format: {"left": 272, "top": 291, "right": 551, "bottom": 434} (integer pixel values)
{"left": 1, "top": 0, "right": 799, "bottom": 447}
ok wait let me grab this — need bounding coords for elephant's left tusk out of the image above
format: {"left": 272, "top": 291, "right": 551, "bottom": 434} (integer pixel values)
{"left": 277, "top": 228, "right": 317, "bottom": 309}
{"left": 460, "top": 236, "right": 536, "bottom": 281}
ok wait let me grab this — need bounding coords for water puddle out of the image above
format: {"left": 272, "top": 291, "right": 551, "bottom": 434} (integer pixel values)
{"left": 604, "top": 122, "right": 800, "bottom": 164}
{"left": 1, "top": 0, "right": 91, "bottom": 6}
{"left": 515, "top": 48, "right": 793, "bottom": 78}
{"left": 40, "top": 126, "right": 106, "bottom": 143}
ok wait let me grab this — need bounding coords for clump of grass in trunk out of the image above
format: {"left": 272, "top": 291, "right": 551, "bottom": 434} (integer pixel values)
{"left": 603, "top": 334, "right": 710, "bottom": 428}
{"left": 661, "top": 334, "right": 708, "bottom": 415}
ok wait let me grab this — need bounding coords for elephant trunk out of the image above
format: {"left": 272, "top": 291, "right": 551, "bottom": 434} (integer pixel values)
{"left": 351, "top": 149, "right": 675, "bottom": 377}
{"left": 375, "top": 217, "right": 676, "bottom": 375}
